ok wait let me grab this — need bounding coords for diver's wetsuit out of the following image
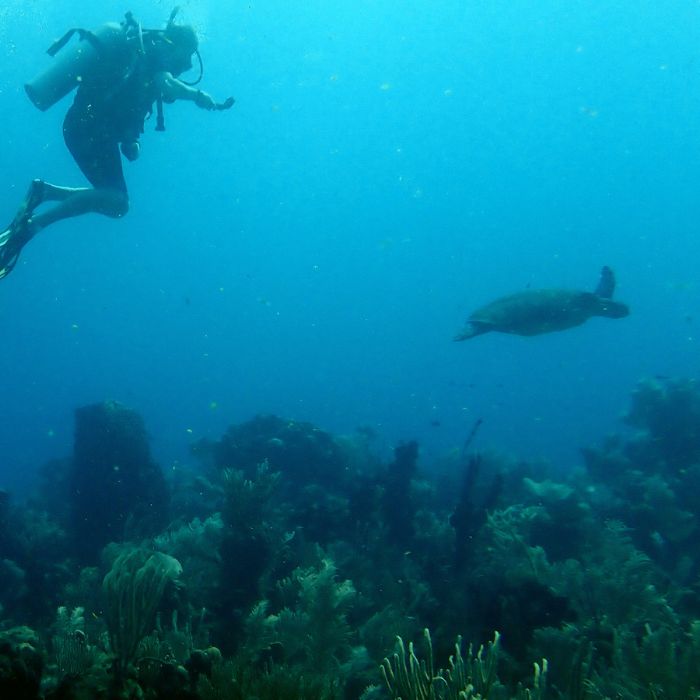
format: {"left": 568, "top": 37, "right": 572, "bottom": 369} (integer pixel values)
{"left": 61, "top": 56, "right": 160, "bottom": 194}
{"left": 63, "top": 102, "right": 128, "bottom": 193}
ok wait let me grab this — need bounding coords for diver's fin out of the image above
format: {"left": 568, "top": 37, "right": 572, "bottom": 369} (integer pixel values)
{"left": 0, "top": 181, "right": 45, "bottom": 279}
{"left": 0, "top": 236, "right": 21, "bottom": 278}
{"left": 11, "top": 180, "right": 45, "bottom": 229}
{"left": 594, "top": 266, "right": 615, "bottom": 298}
{"left": 0, "top": 247, "right": 21, "bottom": 279}
{"left": 0, "top": 216, "right": 34, "bottom": 280}
{"left": 0, "top": 226, "right": 11, "bottom": 250}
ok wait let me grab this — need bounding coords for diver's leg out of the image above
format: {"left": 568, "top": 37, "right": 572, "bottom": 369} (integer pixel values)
{"left": 0, "top": 107, "right": 131, "bottom": 278}
{"left": 35, "top": 182, "right": 91, "bottom": 203}
{"left": 29, "top": 187, "right": 129, "bottom": 233}
{"left": 7, "top": 181, "right": 90, "bottom": 224}
{"left": 1, "top": 186, "right": 127, "bottom": 249}
{"left": 56, "top": 105, "right": 129, "bottom": 229}
{"left": 0, "top": 186, "right": 128, "bottom": 278}
{"left": 0, "top": 183, "right": 119, "bottom": 243}
{"left": 27, "top": 125, "right": 131, "bottom": 234}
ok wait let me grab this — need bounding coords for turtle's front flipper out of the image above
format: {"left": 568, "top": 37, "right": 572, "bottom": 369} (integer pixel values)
{"left": 594, "top": 266, "right": 615, "bottom": 298}
{"left": 454, "top": 322, "right": 488, "bottom": 341}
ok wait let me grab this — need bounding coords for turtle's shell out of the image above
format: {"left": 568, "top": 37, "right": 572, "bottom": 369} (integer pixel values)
{"left": 468, "top": 289, "right": 601, "bottom": 336}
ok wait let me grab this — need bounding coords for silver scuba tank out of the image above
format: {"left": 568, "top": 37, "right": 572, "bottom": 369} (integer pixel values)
{"left": 25, "top": 22, "right": 129, "bottom": 112}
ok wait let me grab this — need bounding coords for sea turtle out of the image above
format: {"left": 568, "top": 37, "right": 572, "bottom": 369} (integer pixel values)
{"left": 454, "top": 266, "right": 629, "bottom": 341}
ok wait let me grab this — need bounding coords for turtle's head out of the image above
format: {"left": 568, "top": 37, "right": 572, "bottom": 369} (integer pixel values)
{"left": 597, "top": 299, "right": 629, "bottom": 319}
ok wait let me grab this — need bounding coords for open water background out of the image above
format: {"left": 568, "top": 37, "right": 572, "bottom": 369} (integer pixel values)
{"left": 0, "top": 0, "right": 698, "bottom": 492}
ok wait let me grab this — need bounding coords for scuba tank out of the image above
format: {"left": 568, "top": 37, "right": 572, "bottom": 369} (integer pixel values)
{"left": 25, "top": 22, "right": 134, "bottom": 112}
{"left": 23, "top": 9, "right": 204, "bottom": 112}
{"left": 24, "top": 9, "right": 209, "bottom": 130}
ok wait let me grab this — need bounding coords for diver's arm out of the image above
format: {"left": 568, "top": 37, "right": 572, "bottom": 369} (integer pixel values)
{"left": 155, "top": 71, "right": 218, "bottom": 109}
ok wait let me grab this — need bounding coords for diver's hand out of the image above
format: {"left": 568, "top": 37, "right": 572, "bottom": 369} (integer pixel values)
{"left": 121, "top": 141, "right": 140, "bottom": 162}
{"left": 215, "top": 97, "right": 235, "bottom": 111}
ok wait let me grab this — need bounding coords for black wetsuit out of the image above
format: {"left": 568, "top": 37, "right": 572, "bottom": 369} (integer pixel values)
{"left": 62, "top": 57, "right": 160, "bottom": 194}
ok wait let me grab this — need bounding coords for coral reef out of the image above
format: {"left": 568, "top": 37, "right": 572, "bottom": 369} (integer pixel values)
{"left": 1, "top": 378, "right": 700, "bottom": 697}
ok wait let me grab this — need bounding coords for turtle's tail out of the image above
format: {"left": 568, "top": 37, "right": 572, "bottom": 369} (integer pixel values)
{"left": 595, "top": 266, "right": 616, "bottom": 298}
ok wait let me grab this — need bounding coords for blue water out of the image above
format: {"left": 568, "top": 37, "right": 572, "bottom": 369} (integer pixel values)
{"left": 1, "top": 1, "right": 699, "bottom": 493}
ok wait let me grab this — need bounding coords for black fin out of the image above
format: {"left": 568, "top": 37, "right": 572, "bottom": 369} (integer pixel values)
{"left": 594, "top": 266, "right": 615, "bottom": 298}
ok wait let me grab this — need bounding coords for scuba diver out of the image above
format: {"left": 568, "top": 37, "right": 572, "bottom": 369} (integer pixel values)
{"left": 0, "top": 8, "right": 234, "bottom": 279}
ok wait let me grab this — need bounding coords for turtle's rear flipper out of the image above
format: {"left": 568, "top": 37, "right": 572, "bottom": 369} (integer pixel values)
{"left": 594, "top": 266, "right": 615, "bottom": 298}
